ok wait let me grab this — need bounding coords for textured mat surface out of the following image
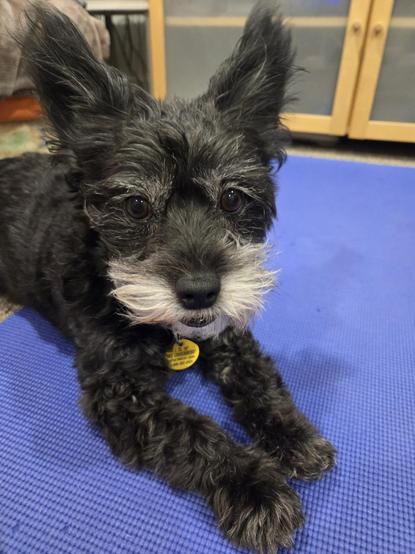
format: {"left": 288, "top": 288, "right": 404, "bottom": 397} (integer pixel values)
{"left": 1, "top": 156, "right": 414, "bottom": 553}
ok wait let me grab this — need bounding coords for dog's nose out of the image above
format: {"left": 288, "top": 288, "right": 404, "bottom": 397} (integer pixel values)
{"left": 176, "top": 272, "right": 220, "bottom": 310}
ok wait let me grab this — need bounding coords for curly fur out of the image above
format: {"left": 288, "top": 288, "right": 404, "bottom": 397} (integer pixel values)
{"left": 0, "top": 3, "right": 335, "bottom": 552}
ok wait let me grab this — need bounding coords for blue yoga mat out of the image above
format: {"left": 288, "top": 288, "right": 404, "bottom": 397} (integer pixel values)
{"left": 1, "top": 156, "right": 414, "bottom": 553}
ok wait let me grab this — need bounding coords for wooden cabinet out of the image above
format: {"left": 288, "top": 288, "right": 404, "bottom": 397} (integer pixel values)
{"left": 148, "top": 0, "right": 415, "bottom": 142}
{"left": 349, "top": 0, "right": 415, "bottom": 142}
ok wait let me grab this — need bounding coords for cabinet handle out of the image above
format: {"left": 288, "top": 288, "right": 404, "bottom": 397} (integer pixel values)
{"left": 373, "top": 23, "right": 384, "bottom": 36}
{"left": 351, "top": 22, "right": 361, "bottom": 33}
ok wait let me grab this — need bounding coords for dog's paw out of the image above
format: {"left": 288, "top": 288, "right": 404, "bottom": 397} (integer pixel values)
{"left": 280, "top": 436, "right": 336, "bottom": 481}
{"left": 210, "top": 463, "right": 303, "bottom": 552}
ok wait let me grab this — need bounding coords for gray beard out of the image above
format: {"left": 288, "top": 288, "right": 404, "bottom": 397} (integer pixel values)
{"left": 109, "top": 241, "right": 276, "bottom": 338}
{"left": 170, "top": 315, "right": 229, "bottom": 341}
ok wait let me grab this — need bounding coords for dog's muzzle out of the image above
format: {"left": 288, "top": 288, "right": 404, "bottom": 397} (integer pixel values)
{"left": 109, "top": 240, "right": 276, "bottom": 340}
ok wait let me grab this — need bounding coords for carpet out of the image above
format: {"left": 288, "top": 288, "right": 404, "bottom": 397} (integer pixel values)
{"left": 1, "top": 156, "right": 414, "bottom": 553}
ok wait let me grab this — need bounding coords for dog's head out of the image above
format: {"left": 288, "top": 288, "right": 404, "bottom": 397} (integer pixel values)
{"left": 25, "top": 2, "right": 293, "bottom": 339}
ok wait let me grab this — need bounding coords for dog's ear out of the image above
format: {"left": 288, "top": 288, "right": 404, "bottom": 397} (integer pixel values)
{"left": 23, "top": 4, "right": 157, "bottom": 180}
{"left": 205, "top": 2, "right": 294, "bottom": 162}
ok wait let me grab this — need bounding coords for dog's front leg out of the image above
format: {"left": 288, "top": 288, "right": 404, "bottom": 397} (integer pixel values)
{"left": 75, "top": 337, "right": 303, "bottom": 552}
{"left": 201, "top": 329, "right": 336, "bottom": 481}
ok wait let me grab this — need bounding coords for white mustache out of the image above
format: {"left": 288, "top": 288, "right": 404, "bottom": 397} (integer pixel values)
{"left": 109, "top": 241, "right": 276, "bottom": 339}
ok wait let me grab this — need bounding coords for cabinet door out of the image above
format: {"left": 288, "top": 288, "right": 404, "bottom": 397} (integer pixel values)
{"left": 149, "top": 0, "right": 371, "bottom": 136}
{"left": 349, "top": 0, "right": 415, "bottom": 142}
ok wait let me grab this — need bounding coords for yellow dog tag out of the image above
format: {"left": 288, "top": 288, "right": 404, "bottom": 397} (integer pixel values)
{"left": 166, "top": 339, "right": 200, "bottom": 371}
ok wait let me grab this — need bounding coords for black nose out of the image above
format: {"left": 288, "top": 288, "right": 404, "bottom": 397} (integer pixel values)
{"left": 176, "top": 272, "right": 220, "bottom": 310}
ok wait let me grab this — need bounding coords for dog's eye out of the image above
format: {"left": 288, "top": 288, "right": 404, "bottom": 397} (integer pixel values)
{"left": 220, "top": 189, "right": 243, "bottom": 213}
{"left": 125, "top": 196, "right": 152, "bottom": 220}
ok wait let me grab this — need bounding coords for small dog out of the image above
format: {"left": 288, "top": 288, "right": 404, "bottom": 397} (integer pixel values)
{"left": 0, "top": 3, "right": 335, "bottom": 551}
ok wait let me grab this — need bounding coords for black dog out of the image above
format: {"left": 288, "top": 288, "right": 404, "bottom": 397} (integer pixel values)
{"left": 0, "top": 3, "right": 335, "bottom": 551}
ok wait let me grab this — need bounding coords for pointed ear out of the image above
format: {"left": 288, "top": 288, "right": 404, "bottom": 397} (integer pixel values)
{"left": 23, "top": 4, "right": 157, "bottom": 180}
{"left": 205, "top": 2, "right": 294, "bottom": 160}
